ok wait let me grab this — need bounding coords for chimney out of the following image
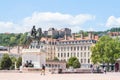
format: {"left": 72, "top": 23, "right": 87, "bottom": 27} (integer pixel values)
{"left": 80, "top": 32, "right": 84, "bottom": 39}
{"left": 64, "top": 32, "right": 67, "bottom": 40}
{"left": 88, "top": 31, "right": 93, "bottom": 39}
{"left": 72, "top": 33, "right": 75, "bottom": 40}
{"left": 92, "top": 34, "right": 95, "bottom": 39}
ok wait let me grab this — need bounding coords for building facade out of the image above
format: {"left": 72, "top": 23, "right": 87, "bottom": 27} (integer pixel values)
{"left": 55, "top": 39, "right": 96, "bottom": 68}
{"left": 40, "top": 32, "right": 98, "bottom": 68}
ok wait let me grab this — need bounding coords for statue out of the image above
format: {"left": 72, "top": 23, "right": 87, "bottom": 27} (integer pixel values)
{"left": 24, "top": 25, "right": 42, "bottom": 46}
{"left": 31, "top": 25, "right": 37, "bottom": 39}
{"left": 30, "top": 25, "right": 42, "bottom": 40}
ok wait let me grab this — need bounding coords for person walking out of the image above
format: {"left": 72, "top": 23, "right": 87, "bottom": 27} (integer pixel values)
{"left": 41, "top": 64, "right": 45, "bottom": 75}
{"left": 104, "top": 67, "right": 106, "bottom": 74}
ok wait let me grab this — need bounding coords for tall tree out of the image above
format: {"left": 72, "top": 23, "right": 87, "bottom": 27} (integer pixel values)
{"left": 0, "top": 54, "right": 12, "bottom": 70}
{"left": 16, "top": 57, "right": 22, "bottom": 68}
{"left": 91, "top": 36, "right": 120, "bottom": 69}
{"left": 10, "top": 56, "right": 17, "bottom": 70}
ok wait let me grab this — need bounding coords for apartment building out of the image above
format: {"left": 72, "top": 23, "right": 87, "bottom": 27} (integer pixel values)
{"left": 28, "top": 31, "right": 98, "bottom": 68}
{"left": 39, "top": 32, "right": 98, "bottom": 68}
{"left": 55, "top": 32, "right": 98, "bottom": 68}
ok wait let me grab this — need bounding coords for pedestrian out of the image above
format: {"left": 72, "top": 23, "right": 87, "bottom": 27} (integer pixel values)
{"left": 104, "top": 67, "right": 106, "bottom": 74}
{"left": 41, "top": 64, "right": 45, "bottom": 75}
{"left": 90, "top": 64, "right": 94, "bottom": 73}
{"left": 19, "top": 65, "right": 22, "bottom": 73}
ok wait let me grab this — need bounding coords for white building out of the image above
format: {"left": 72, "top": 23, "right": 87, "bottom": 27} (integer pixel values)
{"left": 22, "top": 41, "right": 46, "bottom": 68}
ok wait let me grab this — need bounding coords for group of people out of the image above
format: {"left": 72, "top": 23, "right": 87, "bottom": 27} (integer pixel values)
{"left": 90, "top": 64, "right": 107, "bottom": 73}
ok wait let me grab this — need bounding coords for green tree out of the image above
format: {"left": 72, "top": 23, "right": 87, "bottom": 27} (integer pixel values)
{"left": 91, "top": 36, "right": 120, "bottom": 70}
{"left": 16, "top": 57, "right": 22, "bottom": 68}
{"left": 0, "top": 54, "right": 12, "bottom": 70}
{"left": 53, "top": 57, "right": 59, "bottom": 61}
{"left": 67, "top": 57, "right": 80, "bottom": 68}
{"left": 9, "top": 36, "right": 16, "bottom": 46}
{"left": 10, "top": 56, "right": 17, "bottom": 70}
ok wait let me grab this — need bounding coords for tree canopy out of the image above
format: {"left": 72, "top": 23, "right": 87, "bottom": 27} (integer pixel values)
{"left": 67, "top": 57, "right": 80, "bottom": 68}
{"left": 91, "top": 36, "right": 120, "bottom": 64}
{"left": 16, "top": 57, "right": 22, "bottom": 68}
{"left": 0, "top": 33, "right": 28, "bottom": 46}
{"left": 0, "top": 54, "right": 12, "bottom": 70}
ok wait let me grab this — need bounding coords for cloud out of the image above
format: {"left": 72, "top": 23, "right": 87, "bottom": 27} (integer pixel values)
{"left": 0, "top": 21, "right": 16, "bottom": 33}
{"left": 106, "top": 16, "right": 120, "bottom": 27}
{"left": 0, "top": 12, "right": 95, "bottom": 33}
{"left": 23, "top": 12, "right": 95, "bottom": 32}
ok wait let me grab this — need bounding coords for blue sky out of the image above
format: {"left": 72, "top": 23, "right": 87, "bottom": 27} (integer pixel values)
{"left": 0, "top": 0, "right": 120, "bottom": 33}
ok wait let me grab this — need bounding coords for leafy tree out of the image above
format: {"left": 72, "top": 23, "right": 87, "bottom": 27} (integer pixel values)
{"left": 9, "top": 36, "right": 16, "bottom": 46}
{"left": 73, "top": 59, "right": 81, "bottom": 68}
{"left": 16, "top": 57, "right": 22, "bottom": 68}
{"left": 10, "top": 56, "right": 17, "bottom": 70}
{"left": 0, "top": 54, "right": 12, "bottom": 70}
{"left": 67, "top": 57, "right": 80, "bottom": 68}
{"left": 53, "top": 57, "right": 59, "bottom": 61}
{"left": 91, "top": 36, "right": 120, "bottom": 70}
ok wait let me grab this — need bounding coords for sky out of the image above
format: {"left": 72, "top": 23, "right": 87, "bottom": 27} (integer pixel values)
{"left": 0, "top": 0, "right": 120, "bottom": 33}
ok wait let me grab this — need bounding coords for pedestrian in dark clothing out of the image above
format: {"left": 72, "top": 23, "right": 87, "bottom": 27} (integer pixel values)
{"left": 41, "top": 64, "right": 45, "bottom": 75}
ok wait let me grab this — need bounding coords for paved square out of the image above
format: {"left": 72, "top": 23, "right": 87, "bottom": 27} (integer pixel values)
{"left": 0, "top": 72, "right": 119, "bottom": 80}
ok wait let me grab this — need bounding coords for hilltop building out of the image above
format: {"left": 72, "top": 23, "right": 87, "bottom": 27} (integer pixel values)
{"left": 43, "top": 27, "right": 71, "bottom": 37}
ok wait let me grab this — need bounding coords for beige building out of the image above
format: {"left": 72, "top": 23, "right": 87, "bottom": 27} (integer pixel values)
{"left": 55, "top": 32, "right": 98, "bottom": 68}
{"left": 46, "top": 60, "right": 66, "bottom": 69}
{"left": 0, "top": 46, "right": 22, "bottom": 58}
{"left": 40, "top": 32, "right": 98, "bottom": 68}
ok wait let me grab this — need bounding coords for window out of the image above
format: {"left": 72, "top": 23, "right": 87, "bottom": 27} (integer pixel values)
{"left": 77, "top": 46, "right": 79, "bottom": 50}
{"left": 88, "top": 59, "right": 90, "bottom": 63}
{"left": 84, "top": 52, "right": 86, "bottom": 57}
{"left": 77, "top": 52, "right": 79, "bottom": 57}
{"left": 71, "top": 47, "right": 73, "bottom": 51}
{"left": 61, "top": 53, "right": 63, "bottom": 57}
{"left": 36, "top": 46, "right": 40, "bottom": 49}
{"left": 81, "top": 46, "right": 83, "bottom": 50}
{"left": 84, "top": 59, "right": 86, "bottom": 63}
{"left": 84, "top": 46, "right": 86, "bottom": 50}
{"left": 88, "top": 46, "right": 90, "bottom": 50}
{"left": 81, "top": 59, "right": 83, "bottom": 63}
{"left": 67, "top": 53, "right": 69, "bottom": 57}
{"left": 81, "top": 52, "right": 82, "bottom": 57}
{"left": 74, "top": 47, "right": 76, "bottom": 51}
{"left": 64, "top": 53, "right": 66, "bottom": 57}
{"left": 58, "top": 53, "right": 59, "bottom": 57}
